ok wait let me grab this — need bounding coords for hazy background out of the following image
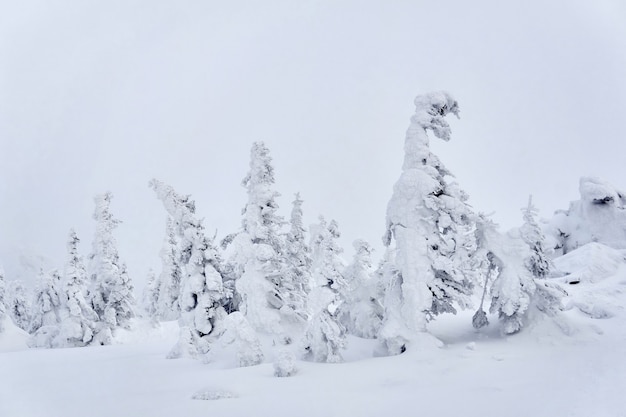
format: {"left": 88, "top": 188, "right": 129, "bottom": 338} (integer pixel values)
{"left": 1, "top": 1, "right": 625, "bottom": 289}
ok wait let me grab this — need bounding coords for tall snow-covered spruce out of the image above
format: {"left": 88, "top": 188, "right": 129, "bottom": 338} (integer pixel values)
{"left": 150, "top": 179, "right": 227, "bottom": 359}
{"left": 88, "top": 192, "right": 136, "bottom": 344}
{"left": 342, "top": 239, "right": 383, "bottom": 338}
{"left": 59, "top": 229, "right": 98, "bottom": 347}
{"left": 225, "top": 142, "right": 289, "bottom": 339}
{"left": 281, "top": 193, "right": 312, "bottom": 324}
{"left": 152, "top": 217, "right": 183, "bottom": 321}
{"left": 379, "top": 92, "right": 478, "bottom": 355}
{"left": 302, "top": 217, "right": 347, "bottom": 363}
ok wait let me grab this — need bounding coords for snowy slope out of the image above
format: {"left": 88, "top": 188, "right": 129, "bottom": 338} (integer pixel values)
{"left": 2, "top": 242, "right": 626, "bottom": 417}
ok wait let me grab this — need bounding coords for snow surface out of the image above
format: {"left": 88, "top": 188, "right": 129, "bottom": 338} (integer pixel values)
{"left": 2, "top": 242, "right": 626, "bottom": 417}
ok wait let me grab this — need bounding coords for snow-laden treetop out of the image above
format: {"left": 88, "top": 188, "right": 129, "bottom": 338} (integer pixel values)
{"left": 403, "top": 91, "right": 459, "bottom": 171}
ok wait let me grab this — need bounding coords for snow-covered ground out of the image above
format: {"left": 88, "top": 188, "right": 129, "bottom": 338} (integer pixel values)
{"left": 2, "top": 242, "right": 626, "bottom": 417}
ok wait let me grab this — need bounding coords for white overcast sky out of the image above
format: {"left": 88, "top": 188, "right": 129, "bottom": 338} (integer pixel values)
{"left": 1, "top": 1, "right": 625, "bottom": 287}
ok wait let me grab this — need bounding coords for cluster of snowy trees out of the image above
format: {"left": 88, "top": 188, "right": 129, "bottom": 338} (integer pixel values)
{"left": 0, "top": 193, "right": 136, "bottom": 348}
{"left": 0, "top": 92, "right": 566, "bottom": 368}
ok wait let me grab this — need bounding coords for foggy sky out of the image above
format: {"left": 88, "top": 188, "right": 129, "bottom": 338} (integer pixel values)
{"left": 1, "top": 1, "right": 625, "bottom": 288}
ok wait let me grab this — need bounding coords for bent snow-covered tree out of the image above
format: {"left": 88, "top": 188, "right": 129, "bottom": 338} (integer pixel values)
{"left": 150, "top": 179, "right": 227, "bottom": 358}
{"left": 379, "top": 92, "right": 477, "bottom": 354}
{"left": 88, "top": 192, "right": 136, "bottom": 344}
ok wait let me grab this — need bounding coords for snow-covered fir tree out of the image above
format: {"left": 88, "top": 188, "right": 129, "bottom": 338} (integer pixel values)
{"left": 225, "top": 142, "right": 288, "bottom": 337}
{"left": 87, "top": 192, "right": 135, "bottom": 344}
{"left": 156, "top": 218, "right": 183, "bottom": 321}
{"left": 520, "top": 196, "right": 552, "bottom": 279}
{"left": 58, "top": 229, "right": 98, "bottom": 347}
{"left": 280, "top": 193, "right": 312, "bottom": 324}
{"left": 342, "top": 239, "right": 383, "bottom": 338}
{"left": 519, "top": 197, "right": 564, "bottom": 319}
{"left": 150, "top": 179, "right": 227, "bottom": 358}
{"left": 379, "top": 92, "right": 477, "bottom": 354}
{"left": 142, "top": 269, "right": 160, "bottom": 324}
{"left": 7, "top": 279, "right": 31, "bottom": 331}
{"left": 302, "top": 217, "right": 347, "bottom": 363}
{"left": 28, "top": 269, "right": 63, "bottom": 347}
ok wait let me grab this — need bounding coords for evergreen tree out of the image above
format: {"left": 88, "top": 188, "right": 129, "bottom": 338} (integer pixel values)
{"left": 142, "top": 268, "right": 160, "bottom": 324}
{"left": 379, "top": 92, "right": 477, "bottom": 354}
{"left": 302, "top": 217, "right": 347, "bottom": 363}
{"left": 7, "top": 279, "right": 31, "bottom": 331}
{"left": 150, "top": 179, "right": 227, "bottom": 358}
{"left": 156, "top": 218, "right": 182, "bottom": 320}
{"left": 87, "top": 192, "right": 135, "bottom": 344}
{"left": 280, "top": 193, "right": 312, "bottom": 324}
{"left": 520, "top": 197, "right": 564, "bottom": 319}
{"left": 342, "top": 239, "right": 383, "bottom": 338}
{"left": 226, "top": 142, "right": 288, "bottom": 336}
{"left": 520, "top": 196, "right": 552, "bottom": 279}
{"left": 28, "top": 269, "right": 63, "bottom": 347}
{"left": 58, "top": 229, "right": 98, "bottom": 347}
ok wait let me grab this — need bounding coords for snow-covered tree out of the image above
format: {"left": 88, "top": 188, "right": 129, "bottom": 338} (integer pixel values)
{"left": 221, "top": 311, "right": 264, "bottom": 367}
{"left": 520, "top": 197, "right": 563, "bottom": 318}
{"left": 302, "top": 217, "right": 347, "bottom": 363}
{"left": 520, "top": 196, "right": 552, "bottom": 278}
{"left": 379, "top": 92, "right": 477, "bottom": 354}
{"left": 6, "top": 279, "right": 31, "bottom": 331}
{"left": 150, "top": 179, "right": 227, "bottom": 358}
{"left": 142, "top": 269, "right": 160, "bottom": 324}
{"left": 28, "top": 269, "right": 63, "bottom": 347}
{"left": 156, "top": 218, "right": 182, "bottom": 321}
{"left": 58, "top": 229, "right": 98, "bottom": 347}
{"left": 226, "top": 142, "right": 288, "bottom": 337}
{"left": 88, "top": 192, "right": 135, "bottom": 344}
{"left": 342, "top": 239, "right": 383, "bottom": 338}
{"left": 280, "top": 193, "right": 312, "bottom": 324}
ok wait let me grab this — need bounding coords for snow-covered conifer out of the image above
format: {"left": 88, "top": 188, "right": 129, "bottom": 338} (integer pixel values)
{"left": 520, "top": 196, "right": 552, "bottom": 279}
{"left": 6, "top": 279, "right": 31, "bottom": 331}
{"left": 302, "top": 217, "right": 347, "bottom": 363}
{"left": 226, "top": 142, "right": 288, "bottom": 337}
{"left": 342, "top": 239, "right": 383, "bottom": 338}
{"left": 142, "top": 269, "right": 160, "bottom": 324}
{"left": 156, "top": 218, "right": 182, "bottom": 320}
{"left": 280, "top": 193, "right": 312, "bottom": 324}
{"left": 379, "top": 92, "right": 476, "bottom": 354}
{"left": 150, "top": 179, "right": 227, "bottom": 358}
{"left": 28, "top": 269, "right": 63, "bottom": 347}
{"left": 274, "top": 347, "right": 297, "bottom": 377}
{"left": 222, "top": 311, "right": 264, "bottom": 367}
{"left": 58, "top": 229, "right": 98, "bottom": 347}
{"left": 87, "top": 192, "right": 136, "bottom": 343}
{"left": 520, "top": 197, "right": 564, "bottom": 318}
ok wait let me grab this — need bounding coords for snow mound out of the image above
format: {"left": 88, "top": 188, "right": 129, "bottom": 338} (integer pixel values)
{"left": 546, "top": 177, "right": 626, "bottom": 253}
{"left": 0, "top": 317, "right": 29, "bottom": 352}
{"left": 553, "top": 242, "right": 626, "bottom": 323}
{"left": 191, "top": 389, "right": 238, "bottom": 400}
{"left": 553, "top": 242, "right": 626, "bottom": 284}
